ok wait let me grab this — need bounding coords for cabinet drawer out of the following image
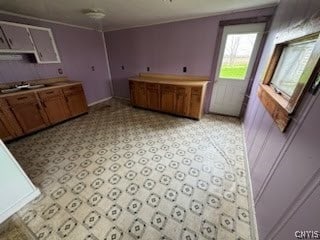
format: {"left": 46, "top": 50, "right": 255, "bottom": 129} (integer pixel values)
{"left": 38, "top": 88, "right": 62, "bottom": 99}
{"left": 6, "top": 93, "right": 37, "bottom": 106}
{"left": 63, "top": 84, "right": 83, "bottom": 96}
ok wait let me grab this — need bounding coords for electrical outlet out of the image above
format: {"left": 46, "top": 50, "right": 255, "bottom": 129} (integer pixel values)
{"left": 91, "top": 66, "right": 95, "bottom": 71}
{"left": 183, "top": 66, "right": 187, "bottom": 73}
{"left": 147, "top": 67, "right": 150, "bottom": 72}
{"left": 121, "top": 65, "right": 125, "bottom": 70}
{"left": 58, "top": 68, "right": 63, "bottom": 75}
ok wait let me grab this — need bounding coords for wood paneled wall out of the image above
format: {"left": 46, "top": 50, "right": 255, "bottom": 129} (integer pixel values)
{"left": 243, "top": 0, "right": 320, "bottom": 239}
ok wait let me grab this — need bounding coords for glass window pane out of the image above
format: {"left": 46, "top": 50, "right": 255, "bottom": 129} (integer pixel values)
{"left": 271, "top": 40, "right": 316, "bottom": 97}
{"left": 219, "top": 33, "right": 257, "bottom": 80}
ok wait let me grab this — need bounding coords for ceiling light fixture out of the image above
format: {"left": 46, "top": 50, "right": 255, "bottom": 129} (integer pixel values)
{"left": 84, "top": 9, "right": 106, "bottom": 20}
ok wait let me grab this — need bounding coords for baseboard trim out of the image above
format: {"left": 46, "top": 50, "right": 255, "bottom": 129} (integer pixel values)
{"left": 0, "top": 188, "right": 40, "bottom": 224}
{"left": 242, "top": 122, "right": 259, "bottom": 240}
{"left": 113, "top": 96, "right": 130, "bottom": 101}
{"left": 88, "top": 97, "right": 113, "bottom": 107}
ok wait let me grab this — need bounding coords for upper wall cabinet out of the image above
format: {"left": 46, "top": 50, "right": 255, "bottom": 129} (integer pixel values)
{"left": 29, "top": 27, "right": 61, "bottom": 63}
{"left": 0, "top": 23, "right": 34, "bottom": 51}
{"left": 0, "top": 21, "right": 61, "bottom": 64}
{"left": 0, "top": 30, "right": 10, "bottom": 50}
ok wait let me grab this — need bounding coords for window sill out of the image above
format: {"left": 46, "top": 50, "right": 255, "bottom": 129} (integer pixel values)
{"left": 258, "top": 84, "right": 291, "bottom": 132}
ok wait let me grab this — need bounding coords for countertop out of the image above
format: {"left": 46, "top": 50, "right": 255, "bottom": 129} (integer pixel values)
{"left": 128, "top": 76, "right": 209, "bottom": 86}
{"left": 0, "top": 81, "right": 82, "bottom": 98}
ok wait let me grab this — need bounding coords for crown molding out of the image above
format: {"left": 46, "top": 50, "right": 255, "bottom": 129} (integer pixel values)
{"left": 0, "top": 10, "right": 97, "bottom": 31}
{"left": 104, "top": 3, "right": 278, "bottom": 32}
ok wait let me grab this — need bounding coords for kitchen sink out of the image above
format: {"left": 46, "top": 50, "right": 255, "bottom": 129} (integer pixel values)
{"left": 1, "top": 88, "right": 21, "bottom": 94}
{"left": 1, "top": 84, "right": 46, "bottom": 94}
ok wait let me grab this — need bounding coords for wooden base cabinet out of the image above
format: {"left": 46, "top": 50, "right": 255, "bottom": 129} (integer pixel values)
{"left": 175, "top": 87, "right": 190, "bottom": 116}
{"left": 160, "top": 85, "right": 176, "bottom": 113}
{"left": 129, "top": 73, "right": 208, "bottom": 119}
{"left": 0, "top": 82, "right": 88, "bottom": 142}
{"left": 6, "top": 93, "right": 48, "bottom": 134}
{"left": 130, "top": 81, "right": 147, "bottom": 108}
{"left": 63, "top": 85, "right": 88, "bottom": 117}
{"left": 189, "top": 87, "right": 202, "bottom": 119}
{"left": 0, "top": 99, "right": 23, "bottom": 141}
{"left": 38, "top": 88, "right": 70, "bottom": 124}
{"left": 146, "top": 83, "right": 160, "bottom": 110}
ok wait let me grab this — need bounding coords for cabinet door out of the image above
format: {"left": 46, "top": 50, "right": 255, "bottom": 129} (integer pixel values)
{"left": 134, "top": 82, "right": 147, "bottom": 108}
{"left": 0, "top": 98, "right": 23, "bottom": 141}
{"left": 0, "top": 24, "right": 34, "bottom": 51}
{"left": 129, "top": 81, "right": 136, "bottom": 105}
{"left": 175, "top": 87, "right": 190, "bottom": 116}
{"left": 0, "top": 116, "right": 14, "bottom": 141}
{"left": 39, "top": 89, "right": 70, "bottom": 124}
{"left": 6, "top": 93, "right": 48, "bottom": 134}
{"left": 160, "top": 85, "right": 176, "bottom": 113}
{"left": 63, "top": 85, "right": 88, "bottom": 117}
{"left": 146, "top": 83, "right": 159, "bottom": 110}
{"left": 0, "top": 30, "right": 9, "bottom": 50}
{"left": 29, "top": 28, "right": 60, "bottom": 63}
{"left": 189, "top": 87, "right": 202, "bottom": 119}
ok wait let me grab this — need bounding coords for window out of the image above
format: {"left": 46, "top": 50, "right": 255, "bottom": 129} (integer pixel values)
{"left": 270, "top": 39, "right": 317, "bottom": 97}
{"left": 258, "top": 32, "right": 320, "bottom": 132}
{"left": 219, "top": 33, "right": 257, "bottom": 80}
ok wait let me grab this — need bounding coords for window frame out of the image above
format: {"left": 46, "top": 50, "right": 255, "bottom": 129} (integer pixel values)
{"left": 258, "top": 32, "right": 320, "bottom": 132}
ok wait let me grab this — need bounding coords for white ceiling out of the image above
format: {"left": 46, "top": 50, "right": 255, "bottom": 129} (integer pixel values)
{"left": 0, "top": 0, "right": 278, "bottom": 31}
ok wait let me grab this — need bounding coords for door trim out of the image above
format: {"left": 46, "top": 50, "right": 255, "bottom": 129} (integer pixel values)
{"left": 205, "top": 16, "right": 273, "bottom": 116}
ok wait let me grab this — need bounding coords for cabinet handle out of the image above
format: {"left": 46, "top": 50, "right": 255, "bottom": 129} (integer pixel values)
{"left": 17, "top": 96, "right": 28, "bottom": 100}
{"left": 39, "top": 52, "right": 43, "bottom": 58}
{"left": 42, "top": 101, "right": 47, "bottom": 108}
{"left": 8, "top": 38, "right": 13, "bottom": 46}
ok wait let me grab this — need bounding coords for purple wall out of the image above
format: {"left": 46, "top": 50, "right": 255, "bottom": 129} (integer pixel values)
{"left": 0, "top": 14, "right": 112, "bottom": 104}
{"left": 243, "top": 0, "right": 320, "bottom": 239}
{"left": 105, "top": 7, "right": 275, "bottom": 104}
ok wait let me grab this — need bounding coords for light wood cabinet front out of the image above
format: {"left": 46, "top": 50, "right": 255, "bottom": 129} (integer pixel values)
{"left": 39, "top": 88, "right": 70, "bottom": 124}
{"left": 0, "top": 117, "right": 13, "bottom": 141}
{"left": 129, "top": 73, "right": 208, "bottom": 120}
{"left": 6, "top": 93, "right": 48, "bottom": 134}
{"left": 0, "top": 99, "right": 23, "bottom": 141}
{"left": 146, "top": 83, "right": 159, "bottom": 110}
{"left": 175, "top": 87, "right": 190, "bottom": 116}
{"left": 160, "top": 85, "right": 176, "bottom": 113}
{"left": 189, "top": 87, "right": 203, "bottom": 119}
{"left": 63, "top": 85, "right": 88, "bottom": 117}
{"left": 133, "top": 82, "right": 147, "bottom": 108}
{"left": 0, "top": 82, "right": 88, "bottom": 141}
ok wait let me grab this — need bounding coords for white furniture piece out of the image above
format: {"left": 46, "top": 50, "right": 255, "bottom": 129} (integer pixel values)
{"left": 0, "top": 140, "right": 40, "bottom": 223}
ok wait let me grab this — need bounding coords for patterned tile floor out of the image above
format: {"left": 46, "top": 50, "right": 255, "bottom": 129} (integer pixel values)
{"left": 2, "top": 99, "right": 255, "bottom": 240}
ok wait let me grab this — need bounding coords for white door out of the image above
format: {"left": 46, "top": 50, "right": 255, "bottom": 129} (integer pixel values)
{"left": 209, "top": 23, "right": 266, "bottom": 116}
